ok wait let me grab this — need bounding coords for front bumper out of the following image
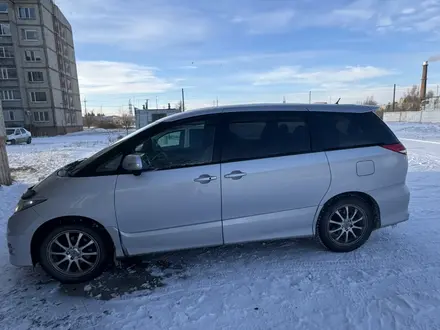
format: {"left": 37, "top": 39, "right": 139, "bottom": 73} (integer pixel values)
{"left": 7, "top": 208, "right": 41, "bottom": 267}
{"left": 7, "top": 234, "right": 33, "bottom": 266}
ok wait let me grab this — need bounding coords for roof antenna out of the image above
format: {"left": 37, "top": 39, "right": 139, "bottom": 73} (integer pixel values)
{"left": 335, "top": 98, "right": 341, "bottom": 104}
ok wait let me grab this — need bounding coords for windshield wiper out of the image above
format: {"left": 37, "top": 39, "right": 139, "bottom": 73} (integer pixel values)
{"left": 66, "top": 158, "right": 86, "bottom": 173}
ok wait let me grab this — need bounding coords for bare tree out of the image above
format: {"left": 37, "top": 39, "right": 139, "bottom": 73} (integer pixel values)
{"left": 175, "top": 101, "right": 183, "bottom": 111}
{"left": 400, "top": 85, "right": 420, "bottom": 111}
{"left": 83, "top": 111, "right": 96, "bottom": 129}
{"left": 121, "top": 112, "right": 134, "bottom": 135}
{"left": 0, "top": 105, "right": 12, "bottom": 186}
{"left": 362, "top": 96, "right": 378, "bottom": 106}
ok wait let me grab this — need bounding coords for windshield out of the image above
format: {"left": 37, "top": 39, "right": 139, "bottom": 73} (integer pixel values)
{"left": 70, "top": 118, "right": 167, "bottom": 175}
{"left": 6, "top": 129, "right": 14, "bottom": 135}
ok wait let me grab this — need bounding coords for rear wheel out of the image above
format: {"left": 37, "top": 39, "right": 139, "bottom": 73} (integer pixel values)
{"left": 317, "top": 197, "right": 374, "bottom": 252}
{"left": 39, "top": 224, "right": 109, "bottom": 283}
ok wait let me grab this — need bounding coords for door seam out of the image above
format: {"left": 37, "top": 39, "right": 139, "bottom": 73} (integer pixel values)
{"left": 220, "top": 164, "right": 225, "bottom": 244}
{"left": 113, "top": 175, "right": 129, "bottom": 256}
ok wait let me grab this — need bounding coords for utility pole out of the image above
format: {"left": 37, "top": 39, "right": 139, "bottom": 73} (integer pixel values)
{"left": 216, "top": 96, "right": 219, "bottom": 107}
{"left": 309, "top": 91, "right": 312, "bottom": 104}
{"left": 155, "top": 96, "right": 158, "bottom": 109}
{"left": 145, "top": 99, "right": 149, "bottom": 110}
{"left": 0, "top": 102, "right": 12, "bottom": 186}
{"left": 83, "top": 97, "right": 87, "bottom": 115}
{"left": 181, "top": 88, "right": 185, "bottom": 112}
{"left": 392, "top": 84, "right": 396, "bottom": 112}
{"left": 128, "top": 99, "right": 133, "bottom": 116}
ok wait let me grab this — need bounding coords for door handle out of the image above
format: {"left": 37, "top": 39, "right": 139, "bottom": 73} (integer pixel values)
{"left": 224, "top": 170, "right": 247, "bottom": 180}
{"left": 194, "top": 174, "right": 217, "bottom": 184}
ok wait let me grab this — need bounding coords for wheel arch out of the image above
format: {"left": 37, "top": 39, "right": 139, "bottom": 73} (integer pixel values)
{"left": 313, "top": 191, "right": 381, "bottom": 235}
{"left": 30, "top": 216, "right": 116, "bottom": 266}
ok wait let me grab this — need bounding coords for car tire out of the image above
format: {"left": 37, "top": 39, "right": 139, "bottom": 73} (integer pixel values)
{"left": 39, "top": 224, "right": 109, "bottom": 283}
{"left": 10, "top": 139, "right": 16, "bottom": 145}
{"left": 27, "top": 137, "right": 32, "bottom": 144}
{"left": 317, "top": 196, "right": 374, "bottom": 252}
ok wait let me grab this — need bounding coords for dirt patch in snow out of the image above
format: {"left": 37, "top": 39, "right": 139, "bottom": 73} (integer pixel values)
{"left": 59, "top": 258, "right": 186, "bottom": 300}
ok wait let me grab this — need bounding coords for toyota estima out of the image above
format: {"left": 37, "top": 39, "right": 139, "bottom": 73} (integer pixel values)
{"left": 7, "top": 104, "right": 410, "bottom": 283}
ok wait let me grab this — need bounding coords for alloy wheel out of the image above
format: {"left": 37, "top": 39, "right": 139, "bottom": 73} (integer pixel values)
{"left": 327, "top": 205, "right": 367, "bottom": 245}
{"left": 46, "top": 230, "right": 101, "bottom": 277}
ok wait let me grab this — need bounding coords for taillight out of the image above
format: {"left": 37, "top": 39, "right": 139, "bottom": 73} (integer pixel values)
{"left": 381, "top": 143, "right": 407, "bottom": 155}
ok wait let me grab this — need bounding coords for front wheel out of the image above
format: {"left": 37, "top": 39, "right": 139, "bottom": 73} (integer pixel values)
{"left": 317, "top": 197, "right": 374, "bottom": 252}
{"left": 10, "top": 139, "right": 16, "bottom": 145}
{"left": 39, "top": 224, "right": 109, "bottom": 283}
{"left": 26, "top": 137, "right": 32, "bottom": 144}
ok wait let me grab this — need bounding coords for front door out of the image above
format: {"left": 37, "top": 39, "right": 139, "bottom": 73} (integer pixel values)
{"left": 220, "top": 111, "right": 331, "bottom": 244}
{"left": 114, "top": 116, "right": 223, "bottom": 255}
{"left": 14, "top": 129, "right": 22, "bottom": 143}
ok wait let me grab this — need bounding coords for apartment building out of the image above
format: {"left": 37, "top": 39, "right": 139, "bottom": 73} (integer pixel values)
{"left": 0, "top": 0, "right": 82, "bottom": 135}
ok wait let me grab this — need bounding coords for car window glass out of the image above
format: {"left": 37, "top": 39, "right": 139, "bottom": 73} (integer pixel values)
{"left": 309, "top": 112, "right": 399, "bottom": 151}
{"left": 96, "top": 154, "right": 123, "bottom": 173}
{"left": 155, "top": 130, "right": 182, "bottom": 148}
{"left": 20, "top": 129, "right": 26, "bottom": 134}
{"left": 15, "top": 129, "right": 20, "bottom": 135}
{"left": 222, "top": 112, "right": 311, "bottom": 162}
{"left": 134, "top": 121, "right": 216, "bottom": 170}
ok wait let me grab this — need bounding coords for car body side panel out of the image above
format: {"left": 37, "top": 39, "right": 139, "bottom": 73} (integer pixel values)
{"left": 114, "top": 164, "right": 223, "bottom": 255}
{"left": 312, "top": 146, "right": 409, "bottom": 232}
{"left": 368, "top": 183, "right": 410, "bottom": 227}
{"left": 222, "top": 206, "right": 318, "bottom": 243}
{"left": 118, "top": 221, "right": 223, "bottom": 255}
{"left": 221, "top": 152, "right": 331, "bottom": 243}
{"left": 26, "top": 174, "right": 125, "bottom": 257}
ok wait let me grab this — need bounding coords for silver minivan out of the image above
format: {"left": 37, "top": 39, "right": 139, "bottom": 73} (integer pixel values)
{"left": 7, "top": 104, "right": 410, "bottom": 283}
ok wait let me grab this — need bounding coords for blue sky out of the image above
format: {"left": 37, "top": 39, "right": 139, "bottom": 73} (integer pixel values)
{"left": 56, "top": 0, "right": 440, "bottom": 114}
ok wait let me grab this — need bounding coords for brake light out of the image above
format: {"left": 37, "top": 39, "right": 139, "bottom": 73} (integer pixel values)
{"left": 381, "top": 143, "right": 407, "bottom": 155}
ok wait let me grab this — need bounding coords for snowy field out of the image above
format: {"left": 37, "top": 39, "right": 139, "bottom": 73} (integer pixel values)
{"left": 1, "top": 124, "right": 440, "bottom": 329}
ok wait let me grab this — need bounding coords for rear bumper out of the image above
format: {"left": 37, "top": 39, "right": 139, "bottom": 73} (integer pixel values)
{"left": 368, "top": 183, "right": 410, "bottom": 228}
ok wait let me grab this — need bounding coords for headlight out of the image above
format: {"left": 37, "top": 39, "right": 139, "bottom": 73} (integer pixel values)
{"left": 15, "top": 198, "right": 47, "bottom": 213}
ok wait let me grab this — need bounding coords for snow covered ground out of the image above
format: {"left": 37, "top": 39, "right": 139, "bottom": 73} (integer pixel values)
{"left": 1, "top": 124, "right": 440, "bottom": 329}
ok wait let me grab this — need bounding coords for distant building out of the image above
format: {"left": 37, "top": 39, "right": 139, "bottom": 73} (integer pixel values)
{"left": 100, "top": 115, "right": 123, "bottom": 126}
{"left": 135, "top": 107, "right": 180, "bottom": 129}
{"left": 0, "top": 0, "right": 82, "bottom": 136}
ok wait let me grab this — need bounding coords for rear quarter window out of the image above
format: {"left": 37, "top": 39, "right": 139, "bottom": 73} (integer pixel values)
{"left": 309, "top": 111, "right": 399, "bottom": 152}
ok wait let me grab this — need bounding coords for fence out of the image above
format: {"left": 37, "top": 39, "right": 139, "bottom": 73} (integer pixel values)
{"left": 384, "top": 110, "right": 440, "bottom": 123}
{"left": 384, "top": 97, "right": 440, "bottom": 123}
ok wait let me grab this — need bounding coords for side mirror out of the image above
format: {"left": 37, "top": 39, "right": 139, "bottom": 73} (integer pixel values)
{"left": 122, "top": 154, "right": 143, "bottom": 174}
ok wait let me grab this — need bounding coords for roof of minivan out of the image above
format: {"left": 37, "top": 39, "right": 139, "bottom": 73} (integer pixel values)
{"left": 163, "top": 103, "right": 378, "bottom": 122}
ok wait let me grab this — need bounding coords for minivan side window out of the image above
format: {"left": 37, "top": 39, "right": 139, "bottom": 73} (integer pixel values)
{"left": 134, "top": 121, "right": 216, "bottom": 170}
{"left": 221, "top": 111, "right": 311, "bottom": 163}
{"left": 309, "top": 111, "right": 399, "bottom": 152}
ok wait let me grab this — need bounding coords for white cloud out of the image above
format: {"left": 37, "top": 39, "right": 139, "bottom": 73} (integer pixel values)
{"left": 246, "top": 66, "right": 395, "bottom": 87}
{"left": 401, "top": 8, "right": 416, "bottom": 14}
{"left": 195, "top": 50, "right": 337, "bottom": 66}
{"left": 77, "top": 61, "right": 175, "bottom": 95}
{"left": 55, "top": 0, "right": 210, "bottom": 50}
{"left": 377, "top": 16, "right": 393, "bottom": 27}
{"left": 179, "top": 65, "right": 198, "bottom": 70}
{"left": 233, "top": 0, "right": 440, "bottom": 34}
{"left": 232, "top": 9, "right": 295, "bottom": 34}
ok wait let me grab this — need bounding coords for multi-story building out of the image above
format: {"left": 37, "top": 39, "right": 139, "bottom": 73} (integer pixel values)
{"left": 0, "top": 0, "right": 82, "bottom": 135}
